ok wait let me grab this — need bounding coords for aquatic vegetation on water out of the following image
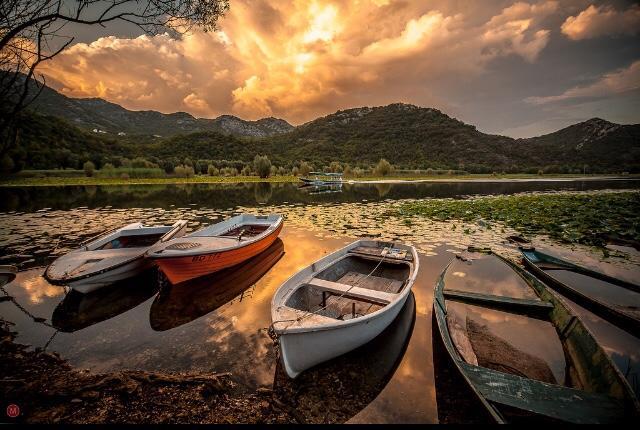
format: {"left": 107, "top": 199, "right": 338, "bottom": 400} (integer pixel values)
{"left": 399, "top": 191, "right": 640, "bottom": 248}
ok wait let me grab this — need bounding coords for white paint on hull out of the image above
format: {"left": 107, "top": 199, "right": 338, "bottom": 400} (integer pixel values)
{"left": 271, "top": 239, "right": 419, "bottom": 378}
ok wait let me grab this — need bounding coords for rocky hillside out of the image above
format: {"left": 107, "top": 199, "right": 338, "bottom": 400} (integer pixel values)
{"left": 28, "top": 84, "right": 293, "bottom": 138}
{"left": 7, "top": 81, "right": 639, "bottom": 172}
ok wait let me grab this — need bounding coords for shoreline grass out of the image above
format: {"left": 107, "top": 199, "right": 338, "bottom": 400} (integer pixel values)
{"left": 398, "top": 191, "right": 640, "bottom": 248}
{"left": 0, "top": 173, "right": 635, "bottom": 187}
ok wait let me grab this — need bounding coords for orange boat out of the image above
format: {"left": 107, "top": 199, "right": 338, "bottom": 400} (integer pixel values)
{"left": 147, "top": 214, "right": 283, "bottom": 284}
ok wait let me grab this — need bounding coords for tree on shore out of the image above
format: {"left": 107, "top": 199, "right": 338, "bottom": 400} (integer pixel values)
{"left": 83, "top": 160, "right": 95, "bottom": 177}
{"left": 373, "top": 159, "right": 393, "bottom": 176}
{"left": 298, "top": 161, "right": 312, "bottom": 177}
{"left": 254, "top": 155, "right": 271, "bottom": 178}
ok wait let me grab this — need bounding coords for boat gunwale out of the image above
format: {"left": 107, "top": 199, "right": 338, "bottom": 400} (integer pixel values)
{"left": 433, "top": 248, "right": 640, "bottom": 423}
{"left": 271, "top": 240, "right": 419, "bottom": 335}
{"left": 148, "top": 215, "right": 284, "bottom": 259}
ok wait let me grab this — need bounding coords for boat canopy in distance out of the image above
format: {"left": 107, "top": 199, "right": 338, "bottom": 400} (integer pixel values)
{"left": 308, "top": 172, "right": 344, "bottom": 176}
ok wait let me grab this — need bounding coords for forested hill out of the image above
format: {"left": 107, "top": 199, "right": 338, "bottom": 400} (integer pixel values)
{"left": 27, "top": 82, "right": 293, "bottom": 138}
{"left": 8, "top": 100, "right": 640, "bottom": 173}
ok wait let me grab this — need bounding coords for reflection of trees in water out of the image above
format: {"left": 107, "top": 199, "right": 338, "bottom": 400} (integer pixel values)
{"left": 1, "top": 180, "right": 637, "bottom": 212}
{"left": 83, "top": 185, "right": 98, "bottom": 198}
{"left": 375, "top": 183, "right": 392, "bottom": 198}
{"left": 254, "top": 182, "right": 273, "bottom": 204}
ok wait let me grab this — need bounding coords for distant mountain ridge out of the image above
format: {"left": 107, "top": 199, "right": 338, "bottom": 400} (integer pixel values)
{"left": 8, "top": 78, "right": 640, "bottom": 173}
{"left": 29, "top": 84, "right": 294, "bottom": 138}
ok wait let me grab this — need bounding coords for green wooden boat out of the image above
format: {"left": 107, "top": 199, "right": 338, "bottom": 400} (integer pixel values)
{"left": 433, "top": 247, "right": 639, "bottom": 423}
{"left": 521, "top": 247, "right": 640, "bottom": 335}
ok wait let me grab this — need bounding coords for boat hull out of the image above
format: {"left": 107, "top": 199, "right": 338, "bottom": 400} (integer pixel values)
{"left": 299, "top": 178, "right": 343, "bottom": 185}
{"left": 48, "top": 257, "right": 153, "bottom": 294}
{"left": 278, "top": 290, "right": 409, "bottom": 378}
{"left": 154, "top": 222, "right": 283, "bottom": 284}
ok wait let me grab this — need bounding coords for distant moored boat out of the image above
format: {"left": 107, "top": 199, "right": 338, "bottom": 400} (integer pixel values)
{"left": 299, "top": 172, "right": 344, "bottom": 185}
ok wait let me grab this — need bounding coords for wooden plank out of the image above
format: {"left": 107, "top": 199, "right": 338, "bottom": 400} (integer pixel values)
{"left": 350, "top": 246, "right": 413, "bottom": 261}
{"left": 308, "top": 278, "right": 396, "bottom": 304}
{"left": 460, "top": 363, "right": 629, "bottom": 424}
{"left": 443, "top": 289, "right": 553, "bottom": 316}
{"left": 338, "top": 271, "right": 404, "bottom": 294}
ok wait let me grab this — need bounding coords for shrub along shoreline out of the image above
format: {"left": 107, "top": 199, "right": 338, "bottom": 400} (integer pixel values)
{"left": 0, "top": 173, "right": 632, "bottom": 187}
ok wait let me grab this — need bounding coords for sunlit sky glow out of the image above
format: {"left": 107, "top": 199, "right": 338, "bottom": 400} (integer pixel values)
{"left": 39, "top": 0, "right": 640, "bottom": 137}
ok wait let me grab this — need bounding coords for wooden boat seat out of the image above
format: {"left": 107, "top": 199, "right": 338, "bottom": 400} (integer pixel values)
{"left": 338, "top": 271, "right": 404, "bottom": 294}
{"left": 459, "top": 362, "right": 629, "bottom": 424}
{"left": 350, "top": 246, "right": 413, "bottom": 262}
{"left": 308, "top": 277, "right": 397, "bottom": 305}
{"left": 443, "top": 289, "right": 553, "bottom": 317}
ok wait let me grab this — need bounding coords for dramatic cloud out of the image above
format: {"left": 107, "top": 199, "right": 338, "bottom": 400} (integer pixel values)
{"left": 561, "top": 3, "right": 640, "bottom": 40}
{"left": 40, "top": 0, "right": 560, "bottom": 123}
{"left": 526, "top": 60, "right": 640, "bottom": 104}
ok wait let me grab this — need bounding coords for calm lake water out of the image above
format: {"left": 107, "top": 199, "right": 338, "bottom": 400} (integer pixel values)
{"left": 1, "top": 179, "right": 639, "bottom": 423}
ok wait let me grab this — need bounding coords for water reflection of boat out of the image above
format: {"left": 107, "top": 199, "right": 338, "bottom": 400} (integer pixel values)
{"left": 273, "top": 292, "right": 416, "bottom": 423}
{"left": 521, "top": 247, "right": 640, "bottom": 335}
{"left": 434, "top": 248, "right": 639, "bottom": 423}
{"left": 51, "top": 272, "right": 159, "bottom": 332}
{"left": 44, "top": 220, "right": 188, "bottom": 293}
{"left": 271, "top": 240, "right": 418, "bottom": 378}
{"left": 0, "top": 265, "right": 17, "bottom": 287}
{"left": 298, "top": 183, "right": 343, "bottom": 195}
{"left": 148, "top": 214, "right": 283, "bottom": 284}
{"left": 149, "top": 239, "right": 284, "bottom": 331}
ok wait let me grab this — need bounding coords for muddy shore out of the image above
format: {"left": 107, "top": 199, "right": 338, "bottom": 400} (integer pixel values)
{"left": 1, "top": 316, "right": 411, "bottom": 424}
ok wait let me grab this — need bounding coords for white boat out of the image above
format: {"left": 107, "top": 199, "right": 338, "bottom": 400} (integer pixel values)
{"left": 0, "top": 265, "right": 17, "bottom": 287}
{"left": 44, "top": 220, "right": 188, "bottom": 293}
{"left": 271, "top": 240, "right": 419, "bottom": 378}
{"left": 299, "top": 172, "right": 344, "bottom": 185}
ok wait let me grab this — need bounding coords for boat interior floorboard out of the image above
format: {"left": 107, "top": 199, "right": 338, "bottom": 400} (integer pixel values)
{"left": 337, "top": 271, "right": 404, "bottom": 293}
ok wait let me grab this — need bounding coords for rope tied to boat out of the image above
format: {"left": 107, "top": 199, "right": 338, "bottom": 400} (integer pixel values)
{"left": 266, "top": 246, "right": 391, "bottom": 337}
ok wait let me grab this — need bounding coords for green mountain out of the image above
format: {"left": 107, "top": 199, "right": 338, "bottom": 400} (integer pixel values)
{"left": 29, "top": 84, "right": 293, "bottom": 138}
{"left": 7, "top": 85, "right": 640, "bottom": 173}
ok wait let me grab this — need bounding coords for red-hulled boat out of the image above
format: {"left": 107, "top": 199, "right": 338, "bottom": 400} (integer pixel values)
{"left": 147, "top": 214, "right": 283, "bottom": 284}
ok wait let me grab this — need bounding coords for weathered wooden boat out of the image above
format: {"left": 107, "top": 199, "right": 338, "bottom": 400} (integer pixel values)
{"left": 521, "top": 247, "right": 640, "bottom": 335}
{"left": 51, "top": 271, "right": 159, "bottom": 332}
{"left": 149, "top": 239, "right": 284, "bottom": 331}
{"left": 271, "top": 240, "right": 419, "bottom": 378}
{"left": 0, "top": 265, "right": 17, "bottom": 287}
{"left": 299, "top": 172, "right": 344, "bottom": 185}
{"left": 44, "top": 220, "right": 188, "bottom": 293}
{"left": 434, "top": 247, "right": 639, "bottom": 423}
{"left": 148, "top": 214, "right": 283, "bottom": 284}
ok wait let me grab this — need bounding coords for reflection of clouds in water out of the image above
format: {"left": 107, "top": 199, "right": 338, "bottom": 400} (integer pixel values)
{"left": 15, "top": 271, "right": 65, "bottom": 304}
{"left": 533, "top": 241, "right": 640, "bottom": 284}
{"left": 444, "top": 255, "right": 539, "bottom": 300}
{"left": 447, "top": 302, "right": 566, "bottom": 383}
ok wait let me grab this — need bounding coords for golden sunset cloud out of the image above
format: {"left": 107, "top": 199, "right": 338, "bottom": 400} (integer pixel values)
{"left": 40, "top": 0, "right": 562, "bottom": 123}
